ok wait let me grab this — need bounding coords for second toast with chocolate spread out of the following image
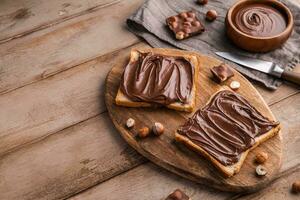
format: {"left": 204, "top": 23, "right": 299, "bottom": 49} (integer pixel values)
{"left": 175, "top": 88, "right": 281, "bottom": 177}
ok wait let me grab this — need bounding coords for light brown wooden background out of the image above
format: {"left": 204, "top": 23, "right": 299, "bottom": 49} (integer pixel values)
{"left": 0, "top": 0, "right": 299, "bottom": 199}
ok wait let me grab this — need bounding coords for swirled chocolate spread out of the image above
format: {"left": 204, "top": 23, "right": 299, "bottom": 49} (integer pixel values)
{"left": 234, "top": 4, "right": 286, "bottom": 37}
{"left": 178, "top": 90, "right": 279, "bottom": 166}
{"left": 120, "top": 52, "right": 194, "bottom": 105}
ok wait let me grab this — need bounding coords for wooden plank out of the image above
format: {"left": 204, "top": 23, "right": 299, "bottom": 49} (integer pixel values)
{"left": 255, "top": 82, "right": 299, "bottom": 106}
{"left": 271, "top": 93, "right": 300, "bottom": 172}
{"left": 0, "top": 114, "right": 146, "bottom": 200}
{"left": 69, "top": 163, "right": 234, "bottom": 200}
{"left": 0, "top": 0, "right": 120, "bottom": 43}
{"left": 0, "top": 0, "right": 142, "bottom": 94}
{"left": 0, "top": 93, "right": 297, "bottom": 200}
{"left": 0, "top": 43, "right": 145, "bottom": 156}
{"left": 232, "top": 168, "right": 300, "bottom": 200}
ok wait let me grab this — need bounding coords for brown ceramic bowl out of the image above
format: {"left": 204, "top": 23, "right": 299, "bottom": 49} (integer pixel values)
{"left": 226, "top": 0, "right": 294, "bottom": 52}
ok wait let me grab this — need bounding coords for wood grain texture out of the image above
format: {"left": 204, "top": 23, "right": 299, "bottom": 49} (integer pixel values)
{"left": 69, "top": 160, "right": 300, "bottom": 200}
{"left": 0, "top": 40, "right": 295, "bottom": 158}
{"left": 0, "top": 0, "right": 142, "bottom": 94}
{"left": 1, "top": 43, "right": 299, "bottom": 200}
{"left": 271, "top": 93, "right": 300, "bottom": 173}
{"left": 0, "top": 0, "right": 299, "bottom": 199}
{"left": 254, "top": 82, "right": 299, "bottom": 106}
{"left": 0, "top": 0, "right": 120, "bottom": 43}
{"left": 105, "top": 48, "right": 282, "bottom": 192}
{"left": 0, "top": 43, "right": 142, "bottom": 156}
{"left": 234, "top": 168, "right": 300, "bottom": 200}
{"left": 65, "top": 94, "right": 300, "bottom": 200}
{"left": 69, "top": 163, "right": 234, "bottom": 200}
{"left": 0, "top": 114, "right": 145, "bottom": 200}
{"left": 9, "top": 91, "right": 295, "bottom": 200}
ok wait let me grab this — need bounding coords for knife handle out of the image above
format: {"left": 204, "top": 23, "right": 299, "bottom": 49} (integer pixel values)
{"left": 282, "top": 70, "right": 300, "bottom": 85}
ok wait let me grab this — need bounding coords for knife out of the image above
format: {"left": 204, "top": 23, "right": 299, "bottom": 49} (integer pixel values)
{"left": 215, "top": 52, "right": 300, "bottom": 85}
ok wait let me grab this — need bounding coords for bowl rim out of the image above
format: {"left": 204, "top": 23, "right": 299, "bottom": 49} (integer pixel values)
{"left": 227, "top": 0, "right": 294, "bottom": 40}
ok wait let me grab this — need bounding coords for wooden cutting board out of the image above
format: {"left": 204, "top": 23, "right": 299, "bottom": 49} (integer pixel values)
{"left": 104, "top": 49, "right": 282, "bottom": 193}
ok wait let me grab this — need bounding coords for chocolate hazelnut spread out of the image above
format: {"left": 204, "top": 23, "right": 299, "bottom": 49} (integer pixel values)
{"left": 120, "top": 52, "right": 194, "bottom": 105}
{"left": 234, "top": 4, "right": 286, "bottom": 37}
{"left": 178, "top": 90, "right": 279, "bottom": 166}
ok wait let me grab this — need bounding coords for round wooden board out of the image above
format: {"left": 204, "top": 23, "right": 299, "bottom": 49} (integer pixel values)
{"left": 105, "top": 49, "right": 282, "bottom": 193}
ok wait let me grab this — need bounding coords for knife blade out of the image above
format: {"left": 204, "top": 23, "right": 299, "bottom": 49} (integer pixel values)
{"left": 215, "top": 52, "right": 300, "bottom": 85}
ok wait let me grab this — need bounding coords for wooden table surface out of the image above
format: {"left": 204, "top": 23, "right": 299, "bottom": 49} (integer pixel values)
{"left": 0, "top": 0, "right": 299, "bottom": 199}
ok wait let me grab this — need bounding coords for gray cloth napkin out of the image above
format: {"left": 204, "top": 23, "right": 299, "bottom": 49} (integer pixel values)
{"left": 127, "top": 0, "right": 300, "bottom": 89}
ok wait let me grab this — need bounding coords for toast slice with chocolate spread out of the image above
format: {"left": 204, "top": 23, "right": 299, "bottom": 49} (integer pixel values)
{"left": 175, "top": 88, "right": 281, "bottom": 177}
{"left": 115, "top": 48, "right": 200, "bottom": 112}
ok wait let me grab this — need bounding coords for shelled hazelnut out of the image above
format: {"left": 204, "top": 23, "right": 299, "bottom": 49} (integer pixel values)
{"left": 126, "top": 118, "right": 135, "bottom": 128}
{"left": 256, "top": 165, "right": 267, "bottom": 176}
{"left": 230, "top": 81, "right": 240, "bottom": 90}
{"left": 138, "top": 127, "right": 150, "bottom": 138}
{"left": 176, "top": 31, "right": 185, "bottom": 40}
{"left": 255, "top": 151, "right": 268, "bottom": 164}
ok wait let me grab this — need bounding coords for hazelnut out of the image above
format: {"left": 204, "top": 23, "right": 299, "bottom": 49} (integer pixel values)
{"left": 153, "top": 122, "right": 164, "bottom": 136}
{"left": 185, "top": 17, "right": 194, "bottom": 23}
{"left": 138, "top": 127, "right": 150, "bottom": 138}
{"left": 256, "top": 165, "right": 267, "bottom": 176}
{"left": 183, "top": 27, "right": 191, "bottom": 34}
{"left": 171, "top": 21, "right": 178, "bottom": 29}
{"left": 197, "top": 0, "right": 208, "bottom": 5}
{"left": 255, "top": 151, "right": 268, "bottom": 164}
{"left": 192, "top": 21, "right": 201, "bottom": 27}
{"left": 179, "top": 12, "right": 188, "bottom": 19}
{"left": 187, "top": 12, "right": 196, "bottom": 18}
{"left": 169, "top": 190, "right": 182, "bottom": 199}
{"left": 169, "top": 16, "right": 177, "bottom": 22}
{"left": 185, "top": 17, "right": 194, "bottom": 22}
{"left": 126, "top": 118, "right": 135, "bottom": 128}
{"left": 166, "top": 189, "right": 189, "bottom": 200}
{"left": 230, "top": 81, "right": 240, "bottom": 90}
{"left": 183, "top": 21, "right": 192, "bottom": 27}
{"left": 176, "top": 31, "right": 185, "bottom": 40}
{"left": 206, "top": 10, "right": 217, "bottom": 21}
{"left": 292, "top": 180, "right": 300, "bottom": 193}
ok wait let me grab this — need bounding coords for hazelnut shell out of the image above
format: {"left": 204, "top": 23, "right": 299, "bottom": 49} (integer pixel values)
{"left": 206, "top": 10, "right": 217, "bottom": 21}
{"left": 292, "top": 180, "right": 300, "bottom": 193}
{"left": 197, "top": 0, "right": 208, "bottom": 5}
{"left": 153, "top": 122, "right": 164, "bottom": 136}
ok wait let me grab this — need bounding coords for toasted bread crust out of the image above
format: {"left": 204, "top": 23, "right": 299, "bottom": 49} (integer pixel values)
{"left": 175, "top": 88, "right": 281, "bottom": 177}
{"left": 115, "top": 48, "right": 200, "bottom": 112}
{"left": 175, "top": 132, "right": 249, "bottom": 177}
